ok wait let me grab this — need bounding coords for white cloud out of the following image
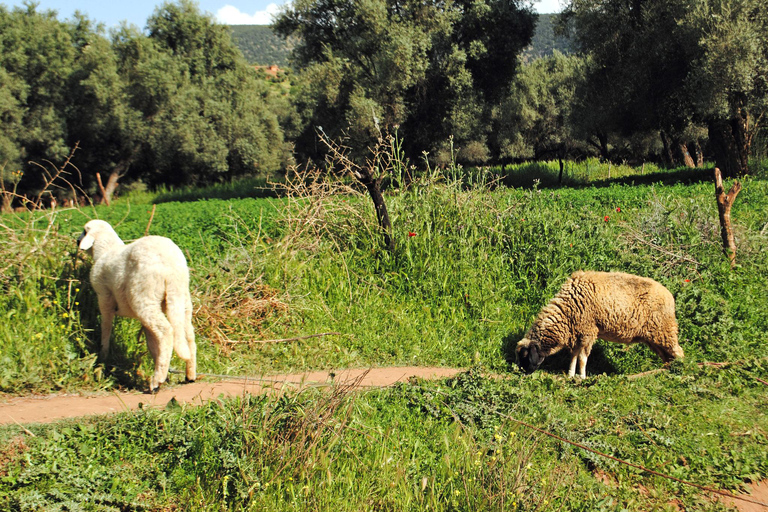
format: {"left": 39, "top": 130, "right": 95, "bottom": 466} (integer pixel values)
{"left": 217, "top": 3, "right": 281, "bottom": 25}
{"left": 534, "top": 0, "right": 563, "bottom": 13}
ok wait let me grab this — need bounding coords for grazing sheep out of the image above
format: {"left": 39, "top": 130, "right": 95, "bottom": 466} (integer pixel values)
{"left": 516, "top": 271, "right": 683, "bottom": 378}
{"left": 77, "top": 220, "right": 196, "bottom": 392}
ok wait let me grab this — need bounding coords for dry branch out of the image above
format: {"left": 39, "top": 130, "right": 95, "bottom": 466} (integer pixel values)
{"left": 714, "top": 167, "right": 742, "bottom": 268}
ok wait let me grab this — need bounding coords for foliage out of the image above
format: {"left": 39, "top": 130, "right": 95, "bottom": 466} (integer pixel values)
{"left": 273, "top": 0, "right": 536, "bottom": 164}
{"left": 493, "top": 51, "right": 586, "bottom": 163}
{"left": 0, "top": 2, "right": 292, "bottom": 203}
{"left": 564, "top": 0, "right": 768, "bottom": 175}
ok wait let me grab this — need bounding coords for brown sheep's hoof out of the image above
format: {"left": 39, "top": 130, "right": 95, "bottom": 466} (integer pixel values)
{"left": 184, "top": 378, "right": 196, "bottom": 384}
{"left": 147, "top": 386, "right": 160, "bottom": 395}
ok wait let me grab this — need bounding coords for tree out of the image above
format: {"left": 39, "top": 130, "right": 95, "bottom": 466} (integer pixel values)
{"left": 493, "top": 51, "right": 586, "bottom": 176}
{"left": 110, "top": 0, "right": 291, "bottom": 188}
{"left": 274, "top": 0, "right": 536, "bottom": 163}
{"left": 564, "top": 0, "right": 768, "bottom": 174}
{"left": 0, "top": 4, "right": 78, "bottom": 195}
{"left": 685, "top": 0, "right": 768, "bottom": 177}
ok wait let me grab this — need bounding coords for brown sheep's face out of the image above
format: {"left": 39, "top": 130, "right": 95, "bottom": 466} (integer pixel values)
{"left": 515, "top": 339, "right": 543, "bottom": 374}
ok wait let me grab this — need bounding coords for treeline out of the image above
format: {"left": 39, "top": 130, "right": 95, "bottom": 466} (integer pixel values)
{"left": 1, "top": 0, "right": 767, "bottom": 206}
{"left": 0, "top": 0, "right": 293, "bottom": 208}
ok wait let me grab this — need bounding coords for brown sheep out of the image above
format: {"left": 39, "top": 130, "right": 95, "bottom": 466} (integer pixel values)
{"left": 515, "top": 271, "right": 683, "bottom": 378}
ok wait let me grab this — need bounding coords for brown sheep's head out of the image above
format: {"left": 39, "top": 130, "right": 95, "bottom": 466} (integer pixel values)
{"left": 515, "top": 338, "right": 543, "bottom": 374}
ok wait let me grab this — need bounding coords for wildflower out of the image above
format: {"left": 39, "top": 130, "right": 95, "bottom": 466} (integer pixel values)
{"left": 62, "top": 312, "right": 69, "bottom": 318}
{"left": 616, "top": 207, "right": 621, "bottom": 212}
{"left": 684, "top": 279, "right": 690, "bottom": 283}
{"left": 75, "top": 288, "right": 80, "bottom": 293}
{"left": 604, "top": 215, "right": 610, "bottom": 222}
{"left": 408, "top": 231, "right": 417, "bottom": 237}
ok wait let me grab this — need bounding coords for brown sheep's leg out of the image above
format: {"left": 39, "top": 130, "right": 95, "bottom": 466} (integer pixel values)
{"left": 575, "top": 335, "right": 596, "bottom": 379}
{"left": 568, "top": 349, "right": 579, "bottom": 378}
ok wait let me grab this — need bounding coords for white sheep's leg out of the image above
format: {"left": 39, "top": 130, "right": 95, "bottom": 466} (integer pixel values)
{"left": 184, "top": 305, "right": 197, "bottom": 382}
{"left": 139, "top": 309, "right": 174, "bottom": 392}
{"left": 97, "top": 295, "right": 117, "bottom": 361}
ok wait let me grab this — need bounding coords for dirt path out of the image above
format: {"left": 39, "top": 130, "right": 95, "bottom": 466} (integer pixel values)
{"left": 0, "top": 366, "right": 463, "bottom": 426}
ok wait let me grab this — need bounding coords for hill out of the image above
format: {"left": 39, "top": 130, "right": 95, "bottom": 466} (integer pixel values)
{"left": 229, "top": 25, "right": 296, "bottom": 67}
{"left": 229, "top": 13, "right": 574, "bottom": 68}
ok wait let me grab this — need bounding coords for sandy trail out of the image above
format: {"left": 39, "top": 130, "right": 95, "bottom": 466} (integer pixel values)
{"left": 0, "top": 366, "right": 463, "bottom": 426}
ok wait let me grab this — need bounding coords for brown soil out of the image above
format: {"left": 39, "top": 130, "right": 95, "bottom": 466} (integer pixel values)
{"left": 0, "top": 366, "right": 463, "bottom": 426}
{"left": 718, "top": 481, "right": 768, "bottom": 512}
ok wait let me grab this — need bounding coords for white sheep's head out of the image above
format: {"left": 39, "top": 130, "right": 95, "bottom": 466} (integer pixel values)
{"left": 77, "top": 220, "right": 124, "bottom": 259}
{"left": 515, "top": 337, "right": 543, "bottom": 374}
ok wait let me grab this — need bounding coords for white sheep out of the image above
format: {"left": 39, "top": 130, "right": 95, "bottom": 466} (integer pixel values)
{"left": 516, "top": 271, "right": 683, "bottom": 378}
{"left": 78, "top": 220, "right": 196, "bottom": 392}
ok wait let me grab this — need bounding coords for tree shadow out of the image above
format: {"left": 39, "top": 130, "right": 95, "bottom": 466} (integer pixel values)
{"left": 494, "top": 163, "right": 712, "bottom": 191}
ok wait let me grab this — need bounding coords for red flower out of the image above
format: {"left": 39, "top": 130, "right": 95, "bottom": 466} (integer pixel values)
{"left": 604, "top": 215, "right": 610, "bottom": 222}
{"left": 684, "top": 279, "right": 690, "bottom": 283}
{"left": 408, "top": 231, "right": 417, "bottom": 237}
{"left": 616, "top": 207, "right": 621, "bottom": 212}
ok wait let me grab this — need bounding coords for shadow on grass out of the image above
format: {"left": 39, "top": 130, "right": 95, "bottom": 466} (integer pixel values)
{"left": 497, "top": 163, "right": 713, "bottom": 190}
{"left": 153, "top": 176, "right": 283, "bottom": 204}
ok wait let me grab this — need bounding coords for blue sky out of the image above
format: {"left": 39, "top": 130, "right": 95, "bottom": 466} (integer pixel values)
{"left": 3, "top": 0, "right": 563, "bottom": 29}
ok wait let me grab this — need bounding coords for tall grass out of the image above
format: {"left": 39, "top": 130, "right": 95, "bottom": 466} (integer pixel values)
{"left": 1, "top": 161, "right": 767, "bottom": 392}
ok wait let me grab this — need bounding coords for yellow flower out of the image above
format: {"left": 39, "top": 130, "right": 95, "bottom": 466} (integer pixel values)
{"left": 62, "top": 312, "right": 69, "bottom": 318}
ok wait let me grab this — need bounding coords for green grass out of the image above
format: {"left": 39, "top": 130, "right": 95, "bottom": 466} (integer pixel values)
{"left": 0, "top": 364, "right": 765, "bottom": 510}
{"left": 0, "top": 160, "right": 767, "bottom": 510}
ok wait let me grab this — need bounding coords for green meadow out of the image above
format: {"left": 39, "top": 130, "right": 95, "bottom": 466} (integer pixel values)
{"left": 0, "top": 161, "right": 766, "bottom": 510}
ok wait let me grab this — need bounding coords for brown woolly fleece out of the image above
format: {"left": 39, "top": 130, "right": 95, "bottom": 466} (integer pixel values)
{"left": 515, "top": 271, "right": 683, "bottom": 378}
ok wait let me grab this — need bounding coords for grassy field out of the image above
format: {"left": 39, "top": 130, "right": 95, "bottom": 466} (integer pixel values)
{"left": 0, "top": 160, "right": 766, "bottom": 510}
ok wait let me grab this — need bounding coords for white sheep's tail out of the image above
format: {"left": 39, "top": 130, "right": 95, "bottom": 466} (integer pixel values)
{"left": 165, "top": 279, "right": 192, "bottom": 361}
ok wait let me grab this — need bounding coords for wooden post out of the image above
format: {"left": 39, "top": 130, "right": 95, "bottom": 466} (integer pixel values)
{"left": 714, "top": 167, "right": 742, "bottom": 268}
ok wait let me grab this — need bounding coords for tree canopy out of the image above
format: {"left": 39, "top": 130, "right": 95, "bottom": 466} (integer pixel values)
{"left": 0, "top": 1, "right": 291, "bottom": 204}
{"left": 274, "top": 0, "right": 536, "bottom": 164}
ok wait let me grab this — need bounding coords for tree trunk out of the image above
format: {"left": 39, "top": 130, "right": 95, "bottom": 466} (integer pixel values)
{"left": 354, "top": 169, "right": 394, "bottom": 252}
{"left": 708, "top": 113, "right": 750, "bottom": 178}
{"left": 660, "top": 131, "right": 675, "bottom": 167}
{"left": 95, "top": 171, "right": 121, "bottom": 206}
{"left": 714, "top": 167, "right": 742, "bottom": 268}
{"left": 679, "top": 142, "right": 695, "bottom": 168}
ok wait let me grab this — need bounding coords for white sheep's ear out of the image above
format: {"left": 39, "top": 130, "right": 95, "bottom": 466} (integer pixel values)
{"left": 78, "top": 232, "right": 94, "bottom": 251}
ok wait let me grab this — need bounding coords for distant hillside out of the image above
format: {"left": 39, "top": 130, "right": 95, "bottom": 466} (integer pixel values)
{"left": 521, "top": 13, "right": 574, "bottom": 61}
{"left": 230, "top": 14, "right": 573, "bottom": 68}
{"left": 229, "top": 25, "right": 295, "bottom": 67}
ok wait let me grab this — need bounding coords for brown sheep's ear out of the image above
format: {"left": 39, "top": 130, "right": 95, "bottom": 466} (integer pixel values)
{"left": 528, "top": 345, "right": 541, "bottom": 367}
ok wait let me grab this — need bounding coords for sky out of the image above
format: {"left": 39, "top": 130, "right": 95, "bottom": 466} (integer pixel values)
{"left": 3, "top": 0, "right": 564, "bottom": 29}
